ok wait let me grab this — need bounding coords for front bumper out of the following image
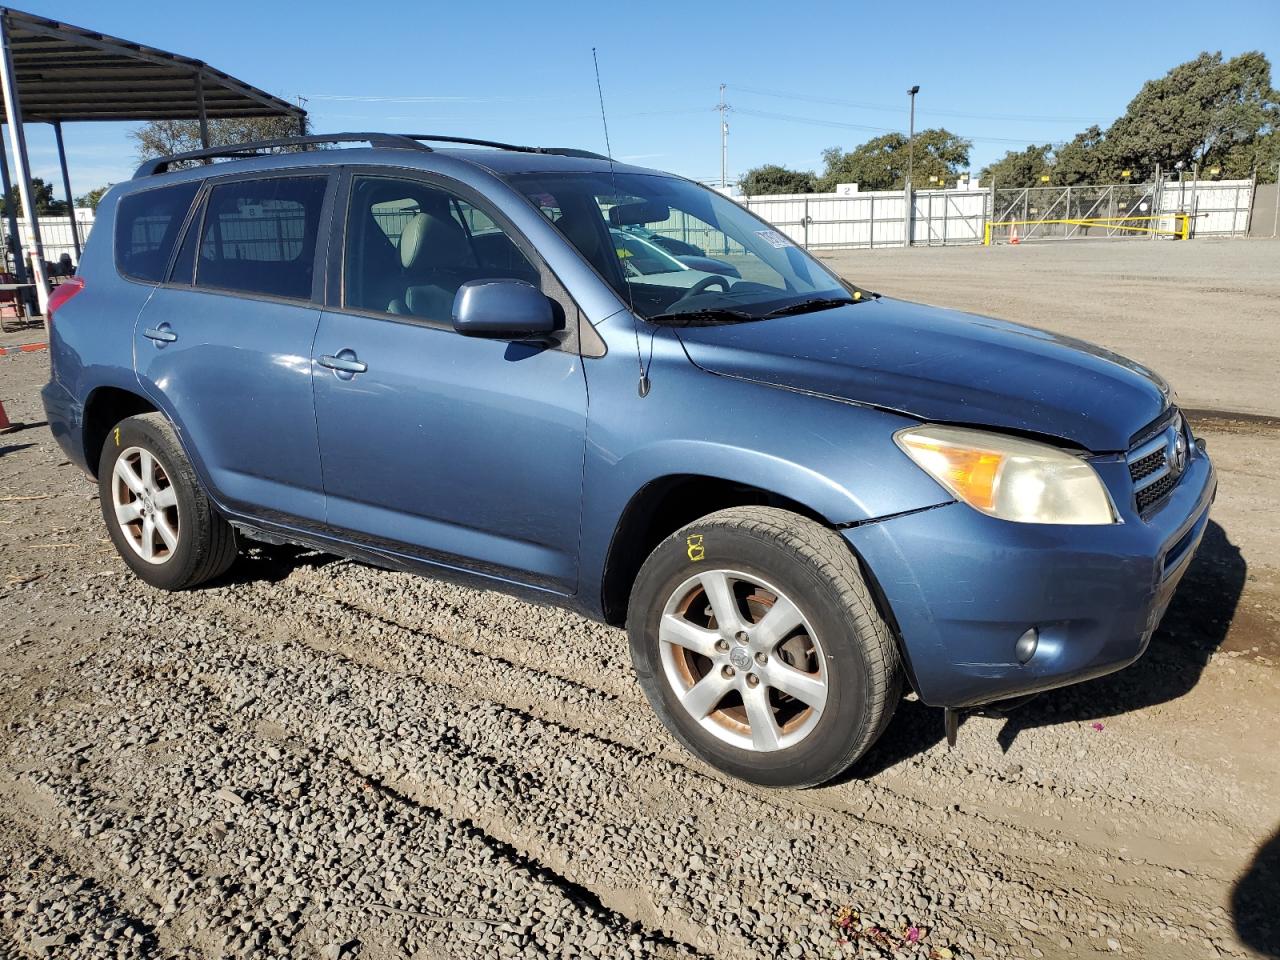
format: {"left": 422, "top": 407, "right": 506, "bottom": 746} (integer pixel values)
{"left": 845, "top": 447, "right": 1216, "bottom": 708}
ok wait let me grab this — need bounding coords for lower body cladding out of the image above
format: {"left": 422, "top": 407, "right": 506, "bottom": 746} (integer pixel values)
{"left": 845, "top": 452, "right": 1216, "bottom": 711}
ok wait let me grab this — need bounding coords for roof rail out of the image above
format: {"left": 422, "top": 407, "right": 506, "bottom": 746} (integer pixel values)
{"left": 133, "top": 133, "right": 431, "bottom": 178}
{"left": 399, "top": 134, "right": 609, "bottom": 161}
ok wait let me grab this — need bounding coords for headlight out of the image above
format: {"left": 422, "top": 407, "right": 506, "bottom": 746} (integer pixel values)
{"left": 895, "top": 424, "right": 1117, "bottom": 525}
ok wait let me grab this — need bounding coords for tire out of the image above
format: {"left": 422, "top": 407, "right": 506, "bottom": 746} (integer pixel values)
{"left": 627, "top": 506, "right": 902, "bottom": 788}
{"left": 97, "top": 412, "right": 238, "bottom": 590}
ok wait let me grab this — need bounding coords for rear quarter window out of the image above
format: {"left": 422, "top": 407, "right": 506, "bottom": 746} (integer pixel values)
{"left": 114, "top": 181, "right": 201, "bottom": 283}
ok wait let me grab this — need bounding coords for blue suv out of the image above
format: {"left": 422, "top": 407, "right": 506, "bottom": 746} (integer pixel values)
{"left": 41, "top": 134, "right": 1216, "bottom": 787}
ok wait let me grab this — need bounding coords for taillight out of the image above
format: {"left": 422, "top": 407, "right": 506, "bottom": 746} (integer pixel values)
{"left": 46, "top": 276, "right": 85, "bottom": 324}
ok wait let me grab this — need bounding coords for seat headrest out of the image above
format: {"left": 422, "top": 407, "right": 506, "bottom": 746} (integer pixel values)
{"left": 399, "top": 211, "right": 476, "bottom": 272}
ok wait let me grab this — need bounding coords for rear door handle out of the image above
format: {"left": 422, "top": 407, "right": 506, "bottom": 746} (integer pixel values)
{"left": 318, "top": 349, "right": 367, "bottom": 378}
{"left": 143, "top": 324, "right": 177, "bottom": 344}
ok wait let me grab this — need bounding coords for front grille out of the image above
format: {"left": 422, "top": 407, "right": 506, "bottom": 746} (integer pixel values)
{"left": 1136, "top": 470, "right": 1177, "bottom": 511}
{"left": 1126, "top": 410, "right": 1187, "bottom": 515}
{"left": 1129, "top": 447, "right": 1165, "bottom": 483}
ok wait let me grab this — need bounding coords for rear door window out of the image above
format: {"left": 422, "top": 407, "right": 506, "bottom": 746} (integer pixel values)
{"left": 196, "top": 176, "right": 328, "bottom": 300}
{"left": 114, "top": 181, "right": 201, "bottom": 282}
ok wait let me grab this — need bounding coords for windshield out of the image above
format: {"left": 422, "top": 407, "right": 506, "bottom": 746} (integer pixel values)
{"left": 509, "top": 172, "right": 854, "bottom": 322}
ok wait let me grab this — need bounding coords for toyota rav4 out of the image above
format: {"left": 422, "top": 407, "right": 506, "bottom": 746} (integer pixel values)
{"left": 41, "top": 133, "right": 1216, "bottom": 787}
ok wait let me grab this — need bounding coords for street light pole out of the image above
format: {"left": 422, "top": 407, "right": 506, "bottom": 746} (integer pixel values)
{"left": 904, "top": 85, "right": 920, "bottom": 249}
{"left": 906, "top": 85, "right": 920, "bottom": 189}
{"left": 718, "top": 83, "right": 729, "bottom": 190}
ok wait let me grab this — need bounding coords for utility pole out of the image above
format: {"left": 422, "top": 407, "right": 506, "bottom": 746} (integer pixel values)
{"left": 718, "top": 83, "right": 729, "bottom": 190}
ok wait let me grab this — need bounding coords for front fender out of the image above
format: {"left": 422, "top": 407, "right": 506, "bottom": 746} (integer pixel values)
{"left": 576, "top": 322, "right": 952, "bottom": 615}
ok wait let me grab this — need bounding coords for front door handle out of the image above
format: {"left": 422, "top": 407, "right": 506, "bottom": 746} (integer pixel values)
{"left": 318, "top": 349, "right": 367, "bottom": 378}
{"left": 143, "top": 323, "right": 177, "bottom": 344}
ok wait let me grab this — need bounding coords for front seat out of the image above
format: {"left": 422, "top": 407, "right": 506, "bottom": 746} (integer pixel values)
{"left": 389, "top": 210, "right": 479, "bottom": 320}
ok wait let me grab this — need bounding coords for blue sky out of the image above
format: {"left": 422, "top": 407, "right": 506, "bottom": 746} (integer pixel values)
{"left": 14, "top": 0, "right": 1280, "bottom": 198}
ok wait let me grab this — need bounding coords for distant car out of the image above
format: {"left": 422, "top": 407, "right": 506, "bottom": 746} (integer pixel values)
{"left": 42, "top": 133, "right": 1215, "bottom": 787}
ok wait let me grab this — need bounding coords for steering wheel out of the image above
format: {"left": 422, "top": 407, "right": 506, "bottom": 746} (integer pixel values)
{"left": 672, "top": 274, "right": 731, "bottom": 306}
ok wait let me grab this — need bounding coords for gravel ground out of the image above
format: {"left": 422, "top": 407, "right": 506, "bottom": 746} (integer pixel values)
{"left": 2, "top": 242, "right": 1279, "bottom": 960}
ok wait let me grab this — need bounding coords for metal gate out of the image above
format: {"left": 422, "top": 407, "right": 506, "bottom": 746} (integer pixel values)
{"left": 990, "top": 182, "right": 1163, "bottom": 242}
{"left": 989, "top": 177, "right": 1254, "bottom": 243}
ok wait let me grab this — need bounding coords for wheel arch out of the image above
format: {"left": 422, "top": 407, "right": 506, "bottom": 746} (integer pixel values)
{"left": 598, "top": 473, "right": 829, "bottom": 626}
{"left": 82, "top": 386, "right": 159, "bottom": 478}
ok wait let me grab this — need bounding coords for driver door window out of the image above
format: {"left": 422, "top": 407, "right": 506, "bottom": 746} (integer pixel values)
{"left": 343, "top": 175, "right": 539, "bottom": 323}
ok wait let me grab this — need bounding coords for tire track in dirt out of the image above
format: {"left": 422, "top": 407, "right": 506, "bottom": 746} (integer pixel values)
{"left": 5, "top": 630, "right": 701, "bottom": 959}
{"left": 126, "top": 590, "right": 1238, "bottom": 960}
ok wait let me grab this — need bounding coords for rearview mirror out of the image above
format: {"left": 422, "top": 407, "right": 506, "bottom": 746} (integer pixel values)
{"left": 452, "top": 279, "right": 556, "bottom": 339}
{"left": 608, "top": 200, "right": 670, "bottom": 226}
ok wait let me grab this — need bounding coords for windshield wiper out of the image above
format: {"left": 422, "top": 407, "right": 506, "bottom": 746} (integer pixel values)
{"left": 759, "top": 296, "right": 860, "bottom": 319}
{"left": 647, "top": 306, "right": 758, "bottom": 326}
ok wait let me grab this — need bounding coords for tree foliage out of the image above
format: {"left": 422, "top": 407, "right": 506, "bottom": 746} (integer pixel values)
{"left": 129, "top": 115, "right": 308, "bottom": 161}
{"left": 1105, "top": 51, "right": 1277, "bottom": 176}
{"left": 752, "top": 51, "right": 1279, "bottom": 190}
{"left": 816, "top": 129, "right": 970, "bottom": 191}
{"left": 75, "top": 185, "right": 113, "bottom": 211}
{"left": 979, "top": 143, "right": 1054, "bottom": 187}
{"left": 0, "top": 177, "right": 65, "bottom": 216}
{"left": 981, "top": 52, "right": 1279, "bottom": 185}
{"left": 739, "top": 163, "right": 816, "bottom": 195}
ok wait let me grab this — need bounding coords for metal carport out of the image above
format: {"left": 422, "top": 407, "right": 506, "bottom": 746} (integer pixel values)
{"left": 0, "top": 6, "right": 306, "bottom": 315}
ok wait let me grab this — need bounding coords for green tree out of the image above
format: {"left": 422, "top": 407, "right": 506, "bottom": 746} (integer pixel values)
{"left": 739, "top": 164, "right": 816, "bottom": 195}
{"left": 1104, "top": 51, "right": 1278, "bottom": 176}
{"left": 75, "top": 185, "right": 112, "bottom": 211}
{"left": 1218, "top": 128, "right": 1278, "bottom": 181}
{"left": 0, "top": 177, "right": 65, "bottom": 216}
{"left": 129, "top": 114, "right": 309, "bottom": 161}
{"left": 816, "top": 129, "right": 971, "bottom": 191}
{"left": 1052, "top": 126, "right": 1113, "bottom": 184}
{"left": 980, "top": 144, "right": 1054, "bottom": 187}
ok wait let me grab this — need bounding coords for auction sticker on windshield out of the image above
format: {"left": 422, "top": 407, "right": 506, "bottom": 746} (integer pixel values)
{"left": 755, "top": 229, "right": 793, "bottom": 248}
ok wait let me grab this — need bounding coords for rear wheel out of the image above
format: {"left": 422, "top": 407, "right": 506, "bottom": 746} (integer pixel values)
{"left": 628, "top": 506, "right": 901, "bottom": 787}
{"left": 98, "top": 413, "right": 237, "bottom": 590}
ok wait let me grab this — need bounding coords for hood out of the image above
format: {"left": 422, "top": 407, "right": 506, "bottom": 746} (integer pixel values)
{"left": 675, "top": 297, "right": 1171, "bottom": 452}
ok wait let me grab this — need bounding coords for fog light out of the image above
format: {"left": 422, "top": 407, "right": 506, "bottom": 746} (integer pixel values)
{"left": 1015, "top": 628, "right": 1039, "bottom": 664}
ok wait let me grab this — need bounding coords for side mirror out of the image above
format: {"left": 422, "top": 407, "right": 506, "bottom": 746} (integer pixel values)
{"left": 452, "top": 279, "right": 556, "bottom": 339}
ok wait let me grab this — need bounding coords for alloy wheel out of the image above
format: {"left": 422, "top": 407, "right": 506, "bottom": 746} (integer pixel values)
{"left": 658, "top": 569, "right": 828, "bottom": 752}
{"left": 111, "top": 446, "right": 180, "bottom": 565}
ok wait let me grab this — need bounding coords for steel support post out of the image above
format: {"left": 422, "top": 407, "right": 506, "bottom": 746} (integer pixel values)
{"left": 0, "top": 13, "right": 49, "bottom": 316}
{"left": 0, "top": 122, "right": 30, "bottom": 291}
{"left": 52, "top": 121, "right": 80, "bottom": 261}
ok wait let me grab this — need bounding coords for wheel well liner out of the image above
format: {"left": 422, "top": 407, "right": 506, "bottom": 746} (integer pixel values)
{"left": 82, "top": 387, "right": 158, "bottom": 477}
{"left": 599, "top": 475, "right": 826, "bottom": 626}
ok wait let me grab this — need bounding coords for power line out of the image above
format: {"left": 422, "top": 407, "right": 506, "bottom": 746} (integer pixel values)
{"left": 732, "top": 83, "right": 1106, "bottom": 124}
{"left": 733, "top": 106, "right": 1063, "bottom": 146}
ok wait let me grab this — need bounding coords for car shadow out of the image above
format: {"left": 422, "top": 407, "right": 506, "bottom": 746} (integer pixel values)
{"left": 1234, "top": 825, "right": 1280, "bottom": 958}
{"left": 854, "top": 519, "right": 1246, "bottom": 777}
{"left": 204, "top": 541, "right": 339, "bottom": 588}
{"left": 0, "top": 442, "right": 35, "bottom": 457}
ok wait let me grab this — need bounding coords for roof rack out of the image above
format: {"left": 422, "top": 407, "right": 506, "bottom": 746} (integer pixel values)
{"left": 398, "top": 134, "right": 609, "bottom": 161}
{"left": 133, "top": 133, "right": 429, "bottom": 178}
{"left": 133, "top": 131, "right": 612, "bottom": 179}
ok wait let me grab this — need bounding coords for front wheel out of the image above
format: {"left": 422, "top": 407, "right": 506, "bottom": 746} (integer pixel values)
{"left": 98, "top": 413, "right": 238, "bottom": 590}
{"left": 627, "top": 507, "right": 901, "bottom": 788}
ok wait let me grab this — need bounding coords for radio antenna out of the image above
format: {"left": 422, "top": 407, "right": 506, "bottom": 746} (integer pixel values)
{"left": 591, "top": 47, "right": 613, "bottom": 160}
{"left": 592, "top": 47, "right": 650, "bottom": 397}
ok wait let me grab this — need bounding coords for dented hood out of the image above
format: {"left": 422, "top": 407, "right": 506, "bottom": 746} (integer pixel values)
{"left": 675, "top": 297, "right": 1171, "bottom": 452}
